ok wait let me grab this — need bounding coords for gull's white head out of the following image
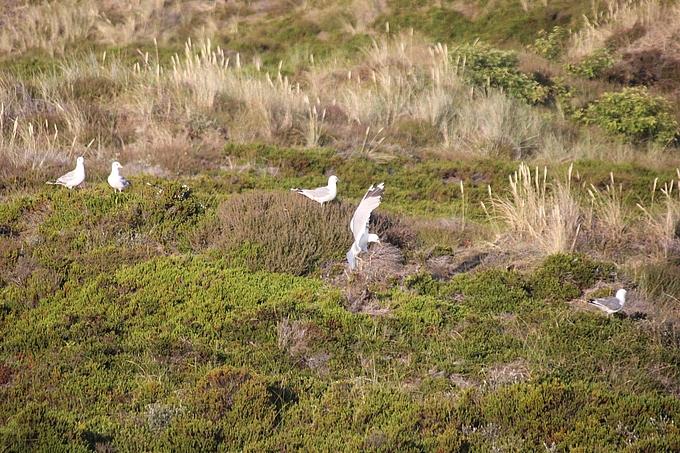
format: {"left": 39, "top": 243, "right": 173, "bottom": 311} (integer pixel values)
{"left": 76, "top": 156, "right": 85, "bottom": 165}
{"left": 616, "top": 289, "right": 627, "bottom": 302}
{"left": 329, "top": 175, "right": 339, "bottom": 185}
{"left": 112, "top": 161, "right": 123, "bottom": 171}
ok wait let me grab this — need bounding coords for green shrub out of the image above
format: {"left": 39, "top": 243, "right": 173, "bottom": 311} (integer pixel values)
{"left": 452, "top": 42, "right": 549, "bottom": 104}
{"left": 446, "top": 268, "right": 531, "bottom": 314}
{"left": 573, "top": 87, "right": 679, "bottom": 144}
{"left": 564, "top": 48, "right": 618, "bottom": 79}
{"left": 531, "top": 26, "right": 570, "bottom": 62}
{"left": 529, "top": 253, "right": 616, "bottom": 301}
{"left": 213, "top": 191, "right": 358, "bottom": 276}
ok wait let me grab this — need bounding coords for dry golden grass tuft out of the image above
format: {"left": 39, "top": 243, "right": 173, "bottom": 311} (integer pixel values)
{"left": 586, "top": 172, "right": 629, "bottom": 243}
{"left": 636, "top": 171, "right": 680, "bottom": 259}
{"left": 484, "top": 163, "right": 581, "bottom": 256}
{"left": 566, "top": 0, "right": 665, "bottom": 61}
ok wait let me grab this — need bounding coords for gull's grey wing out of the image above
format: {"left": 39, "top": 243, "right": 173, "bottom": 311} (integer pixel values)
{"left": 590, "top": 296, "right": 623, "bottom": 312}
{"left": 301, "top": 186, "right": 330, "bottom": 199}
{"left": 350, "top": 183, "right": 384, "bottom": 243}
{"left": 56, "top": 169, "right": 80, "bottom": 185}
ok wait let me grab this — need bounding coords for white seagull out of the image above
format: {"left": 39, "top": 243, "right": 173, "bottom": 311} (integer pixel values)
{"left": 347, "top": 182, "right": 385, "bottom": 270}
{"left": 291, "top": 175, "right": 339, "bottom": 206}
{"left": 588, "top": 289, "right": 627, "bottom": 315}
{"left": 46, "top": 156, "right": 85, "bottom": 189}
{"left": 108, "top": 161, "right": 131, "bottom": 192}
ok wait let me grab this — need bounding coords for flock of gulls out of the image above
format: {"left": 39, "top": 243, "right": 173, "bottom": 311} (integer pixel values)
{"left": 46, "top": 157, "right": 628, "bottom": 312}
{"left": 47, "top": 158, "right": 384, "bottom": 272}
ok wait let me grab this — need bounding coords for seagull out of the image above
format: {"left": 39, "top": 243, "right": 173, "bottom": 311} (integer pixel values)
{"left": 291, "top": 175, "right": 339, "bottom": 206}
{"left": 108, "top": 161, "right": 131, "bottom": 192}
{"left": 46, "top": 156, "right": 85, "bottom": 189}
{"left": 347, "top": 182, "right": 384, "bottom": 270}
{"left": 588, "top": 289, "right": 627, "bottom": 315}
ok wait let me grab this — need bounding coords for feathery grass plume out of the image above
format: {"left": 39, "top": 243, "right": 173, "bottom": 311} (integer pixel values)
{"left": 483, "top": 163, "right": 581, "bottom": 255}
{"left": 586, "top": 172, "right": 628, "bottom": 242}
{"left": 566, "top": 0, "right": 663, "bottom": 61}
{"left": 444, "top": 90, "right": 546, "bottom": 158}
{"left": 636, "top": 170, "right": 680, "bottom": 259}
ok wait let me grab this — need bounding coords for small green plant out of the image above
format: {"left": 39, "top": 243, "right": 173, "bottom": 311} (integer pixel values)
{"left": 564, "top": 48, "right": 618, "bottom": 79}
{"left": 529, "top": 253, "right": 617, "bottom": 301}
{"left": 531, "top": 26, "right": 570, "bottom": 62}
{"left": 573, "top": 87, "right": 679, "bottom": 144}
{"left": 452, "top": 42, "right": 549, "bottom": 104}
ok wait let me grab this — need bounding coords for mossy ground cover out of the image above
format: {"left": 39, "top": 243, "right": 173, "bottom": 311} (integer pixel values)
{"left": 2, "top": 0, "right": 680, "bottom": 450}
{"left": 2, "top": 253, "right": 680, "bottom": 451}
{"left": 2, "top": 151, "right": 680, "bottom": 450}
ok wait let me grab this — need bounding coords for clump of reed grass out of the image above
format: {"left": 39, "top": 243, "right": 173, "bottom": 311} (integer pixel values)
{"left": 636, "top": 170, "right": 680, "bottom": 259}
{"left": 483, "top": 163, "right": 581, "bottom": 255}
{"left": 586, "top": 172, "right": 628, "bottom": 243}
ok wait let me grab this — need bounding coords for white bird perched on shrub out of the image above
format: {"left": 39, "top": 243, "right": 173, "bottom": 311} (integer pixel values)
{"left": 46, "top": 156, "right": 85, "bottom": 189}
{"left": 347, "top": 182, "right": 384, "bottom": 270}
{"left": 291, "top": 175, "right": 339, "bottom": 206}
{"left": 108, "top": 161, "right": 131, "bottom": 193}
{"left": 588, "top": 289, "right": 627, "bottom": 315}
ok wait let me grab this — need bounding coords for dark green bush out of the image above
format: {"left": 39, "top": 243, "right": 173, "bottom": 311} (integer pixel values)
{"left": 452, "top": 42, "right": 549, "bottom": 103}
{"left": 564, "top": 48, "right": 618, "bottom": 79}
{"left": 529, "top": 253, "right": 616, "bottom": 301}
{"left": 573, "top": 87, "right": 679, "bottom": 144}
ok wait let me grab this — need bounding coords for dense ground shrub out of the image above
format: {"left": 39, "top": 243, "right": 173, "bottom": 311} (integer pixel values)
{"left": 564, "top": 48, "right": 618, "bottom": 79}
{"left": 573, "top": 87, "right": 679, "bottom": 144}
{"left": 214, "top": 191, "right": 357, "bottom": 275}
{"left": 452, "top": 42, "right": 549, "bottom": 104}
{"left": 529, "top": 253, "right": 617, "bottom": 301}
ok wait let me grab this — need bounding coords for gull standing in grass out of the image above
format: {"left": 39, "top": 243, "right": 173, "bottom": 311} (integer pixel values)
{"left": 291, "top": 175, "right": 339, "bottom": 206}
{"left": 347, "top": 182, "right": 384, "bottom": 270}
{"left": 108, "top": 162, "right": 131, "bottom": 193}
{"left": 46, "top": 156, "right": 85, "bottom": 189}
{"left": 589, "top": 289, "right": 627, "bottom": 316}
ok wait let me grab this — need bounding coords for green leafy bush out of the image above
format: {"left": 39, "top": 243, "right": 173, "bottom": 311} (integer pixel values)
{"left": 573, "top": 87, "right": 679, "bottom": 144}
{"left": 452, "top": 42, "right": 549, "bottom": 104}
{"left": 564, "top": 48, "right": 618, "bottom": 79}
{"left": 531, "top": 26, "right": 570, "bottom": 62}
{"left": 529, "top": 253, "right": 616, "bottom": 301}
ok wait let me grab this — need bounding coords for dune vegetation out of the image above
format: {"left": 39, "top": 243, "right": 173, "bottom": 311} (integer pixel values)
{"left": 2, "top": 0, "right": 680, "bottom": 451}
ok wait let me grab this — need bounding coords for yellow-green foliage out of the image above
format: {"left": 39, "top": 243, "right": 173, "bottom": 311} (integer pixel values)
{"left": 574, "top": 87, "right": 680, "bottom": 144}
{"left": 452, "top": 42, "right": 549, "bottom": 104}
{"left": 2, "top": 251, "right": 680, "bottom": 450}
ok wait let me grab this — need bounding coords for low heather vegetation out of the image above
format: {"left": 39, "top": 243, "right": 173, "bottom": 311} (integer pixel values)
{"left": 2, "top": 0, "right": 680, "bottom": 451}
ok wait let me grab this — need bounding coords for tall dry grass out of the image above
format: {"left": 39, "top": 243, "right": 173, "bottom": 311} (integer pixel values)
{"left": 566, "top": 0, "right": 665, "bottom": 60}
{"left": 586, "top": 172, "right": 629, "bottom": 241}
{"left": 637, "top": 171, "right": 680, "bottom": 259}
{"left": 483, "top": 163, "right": 582, "bottom": 255}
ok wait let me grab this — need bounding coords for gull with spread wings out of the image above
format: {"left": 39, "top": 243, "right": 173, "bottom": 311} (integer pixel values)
{"left": 347, "top": 182, "right": 384, "bottom": 270}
